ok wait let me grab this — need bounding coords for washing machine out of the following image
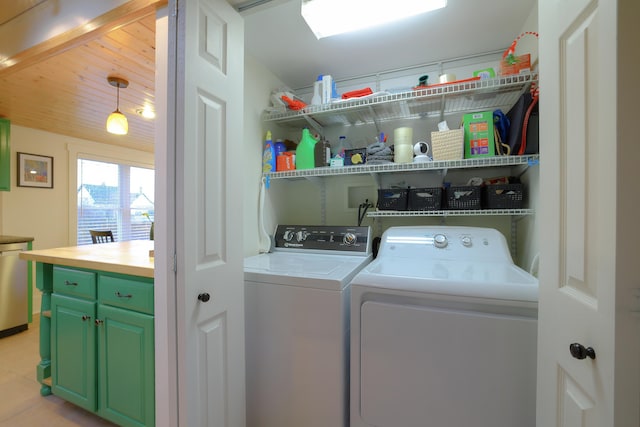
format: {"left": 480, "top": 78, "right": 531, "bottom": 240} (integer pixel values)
{"left": 244, "top": 225, "right": 372, "bottom": 427}
{"left": 350, "top": 226, "right": 538, "bottom": 427}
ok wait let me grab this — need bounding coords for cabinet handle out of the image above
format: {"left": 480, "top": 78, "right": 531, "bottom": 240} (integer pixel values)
{"left": 81, "top": 315, "right": 90, "bottom": 321}
{"left": 64, "top": 280, "right": 78, "bottom": 287}
{"left": 95, "top": 319, "right": 104, "bottom": 326}
{"left": 115, "top": 291, "right": 133, "bottom": 299}
{"left": 197, "top": 293, "right": 211, "bottom": 303}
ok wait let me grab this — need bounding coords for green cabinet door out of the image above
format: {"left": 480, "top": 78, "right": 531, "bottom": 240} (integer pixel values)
{"left": 97, "top": 304, "right": 155, "bottom": 427}
{"left": 0, "top": 118, "right": 9, "bottom": 191}
{"left": 51, "top": 294, "right": 97, "bottom": 411}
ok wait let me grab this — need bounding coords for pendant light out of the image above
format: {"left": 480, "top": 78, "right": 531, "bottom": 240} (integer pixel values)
{"left": 106, "top": 76, "right": 129, "bottom": 135}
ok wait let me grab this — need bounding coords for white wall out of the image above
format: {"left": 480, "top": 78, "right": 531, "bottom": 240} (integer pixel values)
{"left": 0, "top": 124, "right": 153, "bottom": 313}
{"left": 242, "top": 53, "right": 287, "bottom": 256}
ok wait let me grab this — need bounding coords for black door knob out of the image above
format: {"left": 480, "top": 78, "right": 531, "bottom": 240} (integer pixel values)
{"left": 569, "top": 343, "right": 596, "bottom": 360}
{"left": 197, "top": 293, "right": 211, "bottom": 303}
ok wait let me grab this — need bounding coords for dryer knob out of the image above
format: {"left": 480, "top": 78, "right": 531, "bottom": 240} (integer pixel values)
{"left": 461, "top": 236, "right": 472, "bottom": 247}
{"left": 343, "top": 233, "right": 357, "bottom": 246}
{"left": 434, "top": 234, "right": 448, "bottom": 248}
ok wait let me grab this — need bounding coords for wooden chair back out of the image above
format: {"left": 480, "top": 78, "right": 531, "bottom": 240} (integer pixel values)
{"left": 89, "top": 230, "right": 114, "bottom": 244}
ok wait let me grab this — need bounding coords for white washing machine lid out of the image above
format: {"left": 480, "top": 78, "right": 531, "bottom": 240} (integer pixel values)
{"left": 244, "top": 252, "right": 372, "bottom": 290}
{"left": 351, "top": 258, "right": 538, "bottom": 302}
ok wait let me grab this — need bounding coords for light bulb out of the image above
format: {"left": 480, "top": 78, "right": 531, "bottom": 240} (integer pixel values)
{"left": 106, "top": 110, "right": 128, "bottom": 135}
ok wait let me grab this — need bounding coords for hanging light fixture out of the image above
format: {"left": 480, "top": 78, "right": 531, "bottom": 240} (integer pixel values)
{"left": 106, "top": 76, "right": 129, "bottom": 135}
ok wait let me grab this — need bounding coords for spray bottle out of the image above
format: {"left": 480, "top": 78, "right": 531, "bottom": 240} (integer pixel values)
{"left": 262, "top": 131, "right": 276, "bottom": 173}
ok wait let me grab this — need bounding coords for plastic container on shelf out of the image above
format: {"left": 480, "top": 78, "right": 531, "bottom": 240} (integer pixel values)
{"left": 274, "top": 139, "right": 286, "bottom": 157}
{"left": 296, "top": 128, "right": 317, "bottom": 170}
{"left": 314, "top": 140, "right": 331, "bottom": 167}
{"left": 333, "top": 135, "right": 351, "bottom": 158}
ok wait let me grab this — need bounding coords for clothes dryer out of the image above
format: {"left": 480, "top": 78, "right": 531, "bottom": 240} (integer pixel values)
{"left": 245, "top": 225, "right": 371, "bottom": 427}
{"left": 350, "top": 226, "right": 538, "bottom": 427}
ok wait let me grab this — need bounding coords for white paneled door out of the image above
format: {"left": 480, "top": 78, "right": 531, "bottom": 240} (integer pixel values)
{"left": 537, "top": 0, "right": 639, "bottom": 425}
{"left": 168, "top": 0, "right": 245, "bottom": 426}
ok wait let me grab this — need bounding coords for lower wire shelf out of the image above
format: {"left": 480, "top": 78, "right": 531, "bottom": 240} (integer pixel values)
{"left": 367, "top": 209, "right": 534, "bottom": 217}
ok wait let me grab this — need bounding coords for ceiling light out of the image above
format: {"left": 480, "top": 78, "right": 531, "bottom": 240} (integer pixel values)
{"left": 136, "top": 104, "right": 156, "bottom": 120}
{"left": 301, "top": 0, "right": 447, "bottom": 39}
{"left": 106, "top": 76, "right": 129, "bottom": 135}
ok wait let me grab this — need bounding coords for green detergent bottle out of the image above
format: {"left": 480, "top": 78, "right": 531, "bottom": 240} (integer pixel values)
{"left": 296, "top": 128, "right": 317, "bottom": 170}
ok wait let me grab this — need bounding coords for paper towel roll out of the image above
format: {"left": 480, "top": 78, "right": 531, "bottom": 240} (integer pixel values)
{"left": 394, "top": 127, "right": 413, "bottom": 146}
{"left": 394, "top": 143, "right": 414, "bottom": 164}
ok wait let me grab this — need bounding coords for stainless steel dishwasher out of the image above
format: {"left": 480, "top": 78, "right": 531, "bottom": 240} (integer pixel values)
{"left": 0, "top": 241, "right": 29, "bottom": 337}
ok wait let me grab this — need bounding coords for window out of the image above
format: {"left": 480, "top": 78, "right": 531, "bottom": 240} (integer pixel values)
{"left": 77, "top": 158, "right": 154, "bottom": 245}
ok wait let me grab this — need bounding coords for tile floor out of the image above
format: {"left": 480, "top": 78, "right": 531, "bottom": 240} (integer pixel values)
{"left": 0, "top": 315, "right": 116, "bottom": 426}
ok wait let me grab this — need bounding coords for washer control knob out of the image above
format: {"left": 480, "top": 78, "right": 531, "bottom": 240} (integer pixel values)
{"left": 343, "top": 233, "right": 357, "bottom": 246}
{"left": 296, "top": 231, "right": 309, "bottom": 242}
{"left": 283, "top": 230, "right": 295, "bottom": 241}
{"left": 461, "top": 236, "right": 472, "bottom": 247}
{"left": 433, "top": 234, "right": 448, "bottom": 249}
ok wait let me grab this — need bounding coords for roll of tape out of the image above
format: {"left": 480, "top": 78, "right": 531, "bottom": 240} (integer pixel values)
{"left": 394, "top": 143, "right": 414, "bottom": 164}
{"left": 413, "top": 141, "right": 429, "bottom": 156}
{"left": 439, "top": 73, "right": 457, "bottom": 84}
{"left": 394, "top": 127, "right": 413, "bottom": 146}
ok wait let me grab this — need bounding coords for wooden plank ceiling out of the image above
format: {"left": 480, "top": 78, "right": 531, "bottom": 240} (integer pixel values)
{"left": 0, "top": 8, "right": 157, "bottom": 153}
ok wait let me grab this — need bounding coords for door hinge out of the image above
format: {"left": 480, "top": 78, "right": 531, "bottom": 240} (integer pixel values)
{"left": 173, "top": 251, "right": 177, "bottom": 274}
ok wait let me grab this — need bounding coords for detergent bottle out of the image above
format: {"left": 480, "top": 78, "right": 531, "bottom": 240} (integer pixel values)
{"left": 296, "top": 128, "right": 317, "bottom": 170}
{"left": 262, "top": 131, "right": 276, "bottom": 173}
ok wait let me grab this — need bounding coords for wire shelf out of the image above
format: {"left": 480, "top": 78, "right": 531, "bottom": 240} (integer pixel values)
{"left": 367, "top": 209, "right": 534, "bottom": 218}
{"left": 263, "top": 73, "right": 538, "bottom": 128}
{"left": 265, "top": 155, "right": 539, "bottom": 180}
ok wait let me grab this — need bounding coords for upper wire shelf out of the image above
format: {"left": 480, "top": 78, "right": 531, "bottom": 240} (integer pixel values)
{"left": 263, "top": 73, "right": 537, "bottom": 128}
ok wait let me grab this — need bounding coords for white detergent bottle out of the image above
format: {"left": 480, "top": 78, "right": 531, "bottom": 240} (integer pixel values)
{"left": 311, "top": 76, "right": 322, "bottom": 106}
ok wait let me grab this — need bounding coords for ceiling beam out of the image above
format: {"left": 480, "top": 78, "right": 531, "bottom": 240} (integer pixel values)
{"left": 0, "top": 0, "right": 167, "bottom": 78}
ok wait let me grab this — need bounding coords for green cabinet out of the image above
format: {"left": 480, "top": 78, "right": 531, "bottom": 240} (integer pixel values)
{"left": 98, "top": 302, "right": 155, "bottom": 426}
{"left": 49, "top": 266, "right": 155, "bottom": 427}
{"left": 0, "top": 118, "right": 10, "bottom": 191}
{"left": 51, "top": 294, "right": 97, "bottom": 410}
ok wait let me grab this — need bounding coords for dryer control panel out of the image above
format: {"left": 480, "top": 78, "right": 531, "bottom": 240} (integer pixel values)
{"left": 378, "top": 226, "right": 512, "bottom": 263}
{"left": 274, "top": 225, "right": 371, "bottom": 254}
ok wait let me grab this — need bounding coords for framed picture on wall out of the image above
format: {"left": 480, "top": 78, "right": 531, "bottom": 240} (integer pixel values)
{"left": 17, "top": 152, "right": 54, "bottom": 188}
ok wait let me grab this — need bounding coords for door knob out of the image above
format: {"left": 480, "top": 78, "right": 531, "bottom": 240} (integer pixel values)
{"left": 569, "top": 343, "right": 596, "bottom": 360}
{"left": 197, "top": 293, "right": 211, "bottom": 303}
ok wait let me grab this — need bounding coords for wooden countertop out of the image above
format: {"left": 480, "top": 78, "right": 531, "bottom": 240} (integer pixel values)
{"left": 20, "top": 241, "right": 154, "bottom": 278}
{"left": 0, "top": 235, "right": 34, "bottom": 244}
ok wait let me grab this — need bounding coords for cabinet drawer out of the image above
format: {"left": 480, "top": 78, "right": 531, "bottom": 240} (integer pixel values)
{"left": 53, "top": 267, "right": 97, "bottom": 299}
{"left": 98, "top": 274, "right": 154, "bottom": 315}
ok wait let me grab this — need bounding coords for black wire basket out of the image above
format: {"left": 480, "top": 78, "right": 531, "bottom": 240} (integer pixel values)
{"left": 377, "top": 188, "right": 409, "bottom": 211}
{"left": 408, "top": 187, "right": 443, "bottom": 211}
{"left": 445, "top": 186, "right": 482, "bottom": 210}
{"left": 483, "top": 183, "right": 524, "bottom": 209}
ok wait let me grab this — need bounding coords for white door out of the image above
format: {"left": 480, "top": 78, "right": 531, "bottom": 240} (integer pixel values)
{"left": 165, "top": 0, "right": 245, "bottom": 426}
{"left": 537, "top": 0, "right": 640, "bottom": 425}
